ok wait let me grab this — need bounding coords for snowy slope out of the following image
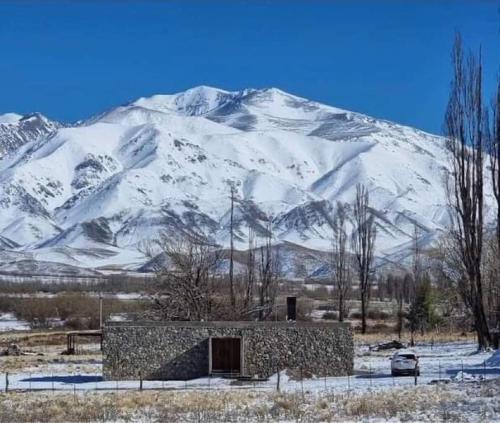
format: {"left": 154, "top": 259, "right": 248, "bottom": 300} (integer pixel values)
{"left": 0, "top": 112, "right": 61, "bottom": 158}
{"left": 0, "top": 86, "right": 465, "bottom": 273}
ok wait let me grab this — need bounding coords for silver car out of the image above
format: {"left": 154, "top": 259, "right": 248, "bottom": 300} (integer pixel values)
{"left": 390, "top": 350, "right": 420, "bottom": 376}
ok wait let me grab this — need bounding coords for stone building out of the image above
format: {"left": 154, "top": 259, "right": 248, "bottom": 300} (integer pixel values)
{"left": 103, "top": 320, "right": 353, "bottom": 380}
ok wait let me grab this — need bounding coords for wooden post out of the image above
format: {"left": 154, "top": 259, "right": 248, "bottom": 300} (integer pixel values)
{"left": 208, "top": 337, "right": 213, "bottom": 376}
{"left": 5, "top": 372, "right": 8, "bottom": 393}
{"left": 300, "top": 367, "right": 304, "bottom": 399}
{"left": 369, "top": 362, "right": 372, "bottom": 387}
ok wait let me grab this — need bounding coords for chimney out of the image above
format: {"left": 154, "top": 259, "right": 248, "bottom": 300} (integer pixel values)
{"left": 286, "top": 296, "right": 297, "bottom": 321}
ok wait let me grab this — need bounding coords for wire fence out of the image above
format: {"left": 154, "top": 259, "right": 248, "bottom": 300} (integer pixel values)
{"left": 1, "top": 359, "right": 498, "bottom": 395}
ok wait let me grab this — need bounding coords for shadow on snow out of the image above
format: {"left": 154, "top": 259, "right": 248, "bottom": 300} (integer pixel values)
{"left": 20, "top": 375, "right": 103, "bottom": 384}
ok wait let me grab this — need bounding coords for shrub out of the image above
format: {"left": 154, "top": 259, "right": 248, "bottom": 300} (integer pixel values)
{"left": 322, "top": 311, "right": 339, "bottom": 320}
{"left": 367, "top": 309, "right": 390, "bottom": 320}
{"left": 317, "top": 304, "right": 337, "bottom": 311}
{"left": 349, "top": 310, "right": 362, "bottom": 319}
{"left": 301, "top": 286, "right": 331, "bottom": 300}
{"left": 349, "top": 309, "right": 390, "bottom": 320}
{"left": 5, "top": 294, "right": 149, "bottom": 329}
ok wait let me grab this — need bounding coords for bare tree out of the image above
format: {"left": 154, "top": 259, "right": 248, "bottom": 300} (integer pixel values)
{"left": 351, "top": 183, "right": 377, "bottom": 334}
{"left": 488, "top": 77, "right": 500, "bottom": 252}
{"left": 257, "top": 221, "right": 281, "bottom": 320}
{"left": 487, "top": 80, "right": 500, "bottom": 341}
{"left": 377, "top": 274, "right": 385, "bottom": 302}
{"left": 393, "top": 274, "right": 406, "bottom": 339}
{"left": 411, "top": 224, "right": 422, "bottom": 285}
{"left": 444, "top": 34, "right": 491, "bottom": 348}
{"left": 409, "top": 224, "right": 422, "bottom": 346}
{"left": 430, "top": 237, "right": 466, "bottom": 332}
{"left": 243, "top": 227, "right": 256, "bottom": 313}
{"left": 386, "top": 273, "right": 404, "bottom": 338}
{"left": 483, "top": 234, "right": 500, "bottom": 339}
{"left": 331, "top": 202, "right": 351, "bottom": 322}
{"left": 143, "top": 233, "right": 221, "bottom": 321}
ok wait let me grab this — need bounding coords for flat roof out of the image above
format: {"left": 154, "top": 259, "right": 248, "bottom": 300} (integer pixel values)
{"left": 104, "top": 320, "right": 351, "bottom": 329}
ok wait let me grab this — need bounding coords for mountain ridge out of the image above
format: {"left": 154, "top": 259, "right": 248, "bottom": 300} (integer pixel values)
{"left": 0, "top": 86, "right": 475, "bottom": 276}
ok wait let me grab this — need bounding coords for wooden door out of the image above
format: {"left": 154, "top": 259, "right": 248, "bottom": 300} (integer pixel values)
{"left": 211, "top": 338, "right": 241, "bottom": 374}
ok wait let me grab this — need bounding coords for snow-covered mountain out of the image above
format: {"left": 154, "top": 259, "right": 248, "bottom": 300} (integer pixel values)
{"left": 0, "top": 112, "right": 61, "bottom": 158}
{"left": 0, "top": 86, "right": 461, "bottom": 273}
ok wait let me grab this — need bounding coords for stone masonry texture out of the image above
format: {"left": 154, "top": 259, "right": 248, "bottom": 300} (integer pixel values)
{"left": 103, "top": 321, "right": 354, "bottom": 380}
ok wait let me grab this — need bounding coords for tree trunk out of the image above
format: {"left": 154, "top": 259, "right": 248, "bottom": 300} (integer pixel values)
{"left": 360, "top": 294, "right": 367, "bottom": 334}
{"left": 352, "top": 184, "right": 376, "bottom": 336}
{"left": 397, "top": 302, "right": 403, "bottom": 340}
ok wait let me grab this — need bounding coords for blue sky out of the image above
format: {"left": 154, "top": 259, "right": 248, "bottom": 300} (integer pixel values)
{"left": 0, "top": 0, "right": 498, "bottom": 134}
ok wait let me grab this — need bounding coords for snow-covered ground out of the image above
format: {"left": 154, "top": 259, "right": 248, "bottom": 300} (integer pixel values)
{"left": 0, "top": 340, "right": 497, "bottom": 422}
{"left": 0, "top": 342, "right": 497, "bottom": 394}
{"left": 0, "top": 312, "right": 29, "bottom": 332}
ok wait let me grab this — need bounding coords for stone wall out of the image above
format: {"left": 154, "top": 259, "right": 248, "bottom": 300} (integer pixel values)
{"left": 103, "top": 321, "right": 353, "bottom": 380}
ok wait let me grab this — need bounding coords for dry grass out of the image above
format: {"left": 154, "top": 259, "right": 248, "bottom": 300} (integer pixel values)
{"left": 0, "top": 331, "right": 101, "bottom": 373}
{"left": 0, "top": 331, "right": 69, "bottom": 348}
{"left": 0, "top": 352, "right": 100, "bottom": 373}
{"left": 0, "top": 390, "right": 261, "bottom": 423}
{"left": 0, "top": 380, "right": 497, "bottom": 422}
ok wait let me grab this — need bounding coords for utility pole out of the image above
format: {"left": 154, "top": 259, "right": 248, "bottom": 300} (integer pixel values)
{"left": 229, "top": 185, "right": 236, "bottom": 312}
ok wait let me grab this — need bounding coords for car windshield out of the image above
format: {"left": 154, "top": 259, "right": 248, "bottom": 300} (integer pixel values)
{"left": 399, "top": 354, "right": 416, "bottom": 359}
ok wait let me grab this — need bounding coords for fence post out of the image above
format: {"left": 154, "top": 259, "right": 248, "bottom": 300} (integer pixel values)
{"left": 369, "top": 363, "right": 372, "bottom": 387}
{"left": 300, "top": 367, "right": 304, "bottom": 400}
{"left": 461, "top": 359, "right": 464, "bottom": 383}
{"left": 276, "top": 367, "right": 280, "bottom": 392}
{"left": 139, "top": 373, "right": 143, "bottom": 391}
{"left": 5, "top": 372, "right": 8, "bottom": 393}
